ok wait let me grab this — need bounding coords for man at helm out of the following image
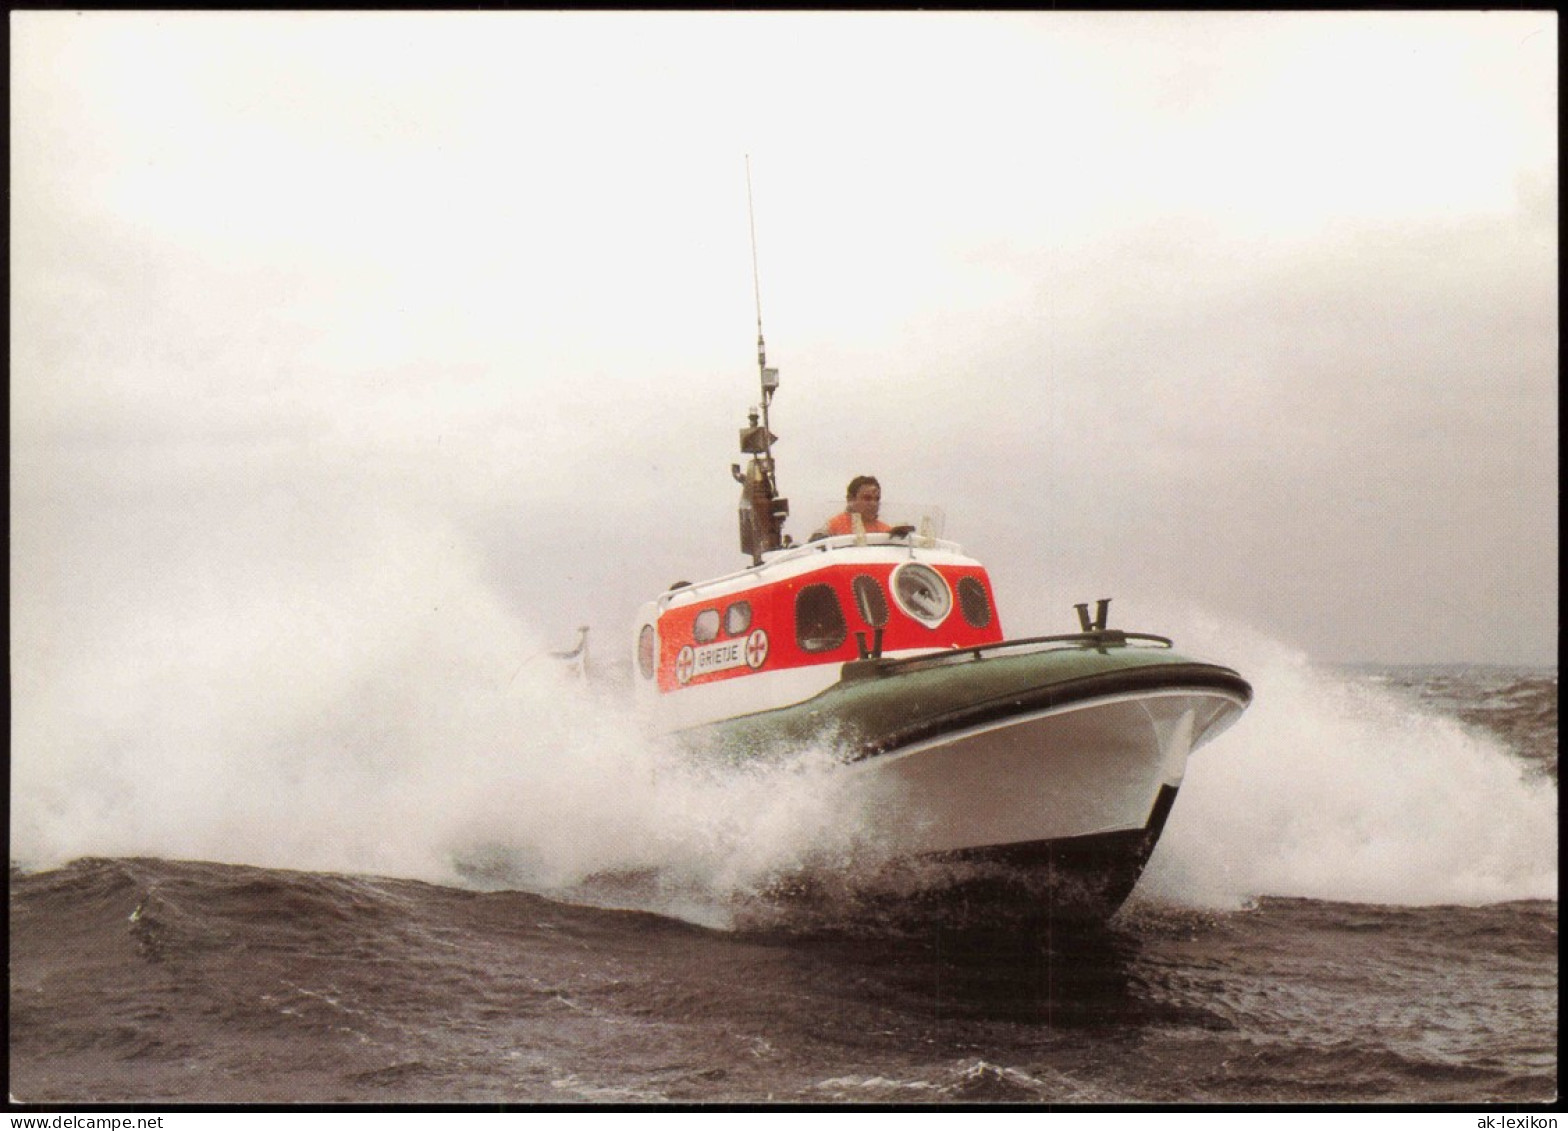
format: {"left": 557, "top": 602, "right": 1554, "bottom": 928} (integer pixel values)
{"left": 814, "top": 475, "right": 893, "bottom": 538}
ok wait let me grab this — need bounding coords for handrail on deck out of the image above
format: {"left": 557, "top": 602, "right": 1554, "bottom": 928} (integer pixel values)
{"left": 840, "top": 629, "right": 1174, "bottom": 681}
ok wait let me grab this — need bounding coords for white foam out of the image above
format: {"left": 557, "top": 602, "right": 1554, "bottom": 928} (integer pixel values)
{"left": 1136, "top": 611, "right": 1558, "bottom": 908}
{"left": 8, "top": 484, "right": 890, "bottom": 915}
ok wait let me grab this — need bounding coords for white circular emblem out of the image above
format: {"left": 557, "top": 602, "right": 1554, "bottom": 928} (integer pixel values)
{"left": 745, "top": 628, "right": 770, "bottom": 670}
{"left": 675, "top": 645, "right": 696, "bottom": 685}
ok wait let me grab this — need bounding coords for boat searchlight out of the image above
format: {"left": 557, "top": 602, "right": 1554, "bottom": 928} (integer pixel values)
{"left": 738, "top": 408, "right": 774, "bottom": 455}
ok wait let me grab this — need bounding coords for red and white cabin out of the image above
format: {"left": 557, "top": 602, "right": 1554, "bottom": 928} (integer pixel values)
{"left": 633, "top": 531, "right": 1004, "bottom": 734}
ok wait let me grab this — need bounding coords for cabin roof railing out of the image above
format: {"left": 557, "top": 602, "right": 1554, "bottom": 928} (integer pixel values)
{"left": 789, "top": 532, "right": 964, "bottom": 557}
{"left": 654, "top": 534, "right": 970, "bottom": 610}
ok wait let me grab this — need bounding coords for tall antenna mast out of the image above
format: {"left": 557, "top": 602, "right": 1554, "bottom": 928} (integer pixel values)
{"left": 745, "top": 155, "right": 777, "bottom": 462}
{"left": 733, "top": 155, "right": 787, "bottom": 563}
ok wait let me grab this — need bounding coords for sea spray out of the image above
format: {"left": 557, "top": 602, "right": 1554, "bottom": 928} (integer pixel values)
{"left": 14, "top": 474, "right": 1555, "bottom": 921}
{"left": 1133, "top": 612, "right": 1558, "bottom": 909}
{"left": 8, "top": 482, "right": 897, "bottom": 919}
{"left": 429, "top": 678, "right": 901, "bottom": 920}
{"left": 10, "top": 489, "right": 537, "bottom": 877}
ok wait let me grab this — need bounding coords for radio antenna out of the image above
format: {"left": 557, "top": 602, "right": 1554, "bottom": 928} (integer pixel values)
{"left": 744, "top": 154, "right": 778, "bottom": 469}
{"left": 733, "top": 155, "right": 787, "bottom": 563}
{"left": 746, "top": 154, "right": 767, "bottom": 380}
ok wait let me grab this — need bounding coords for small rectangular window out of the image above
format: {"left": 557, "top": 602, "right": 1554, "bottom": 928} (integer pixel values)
{"left": 724, "top": 601, "right": 753, "bottom": 636}
{"left": 958, "top": 576, "right": 993, "bottom": 628}
{"left": 637, "top": 625, "right": 657, "bottom": 679}
{"left": 795, "top": 584, "right": 848, "bottom": 653}
{"left": 852, "top": 575, "right": 889, "bottom": 627}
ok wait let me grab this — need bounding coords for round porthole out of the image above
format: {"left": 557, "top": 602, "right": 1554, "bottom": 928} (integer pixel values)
{"left": 891, "top": 563, "right": 952, "bottom": 627}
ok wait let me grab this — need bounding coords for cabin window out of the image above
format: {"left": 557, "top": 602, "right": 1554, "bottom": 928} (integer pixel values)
{"left": 891, "top": 562, "right": 952, "bottom": 627}
{"left": 795, "top": 584, "right": 848, "bottom": 653}
{"left": 693, "top": 608, "right": 721, "bottom": 644}
{"left": 724, "top": 601, "right": 753, "bottom": 636}
{"left": 852, "top": 575, "right": 889, "bottom": 627}
{"left": 637, "top": 625, "right": 656, "bottom": 679}
{"left": 958, "top": 576, "right": 992, "bottom": 628}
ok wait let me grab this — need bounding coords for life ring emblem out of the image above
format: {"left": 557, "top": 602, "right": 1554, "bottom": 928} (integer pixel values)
{"left": 745, "top": 628, "right": 769, "bottom": 670}
{"left": 675, "top": 645, "right": 696, "bottom": 685}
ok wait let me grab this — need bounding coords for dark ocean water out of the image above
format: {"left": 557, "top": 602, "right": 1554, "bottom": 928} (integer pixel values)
{"left": 8, "top": 665, "right": 1558, "bottom": 1106}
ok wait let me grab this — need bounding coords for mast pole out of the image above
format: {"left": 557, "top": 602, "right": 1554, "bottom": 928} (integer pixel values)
{"left": 745, "top": 154, "right": 775, "bottom": 465}
{"left": 734, "top": 155, "right": 787, "bottom": 563}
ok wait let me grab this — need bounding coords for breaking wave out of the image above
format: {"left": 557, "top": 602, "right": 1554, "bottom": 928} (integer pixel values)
{"left": 7, "top": 488, "right": 893, "bottom": 925}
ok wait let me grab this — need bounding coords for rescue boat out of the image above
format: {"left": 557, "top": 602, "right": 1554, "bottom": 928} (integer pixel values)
{"left": 630, "top": 197, "right": 1250, "bottom": 922}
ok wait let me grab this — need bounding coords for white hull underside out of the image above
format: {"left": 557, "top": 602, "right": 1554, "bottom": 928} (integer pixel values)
{"left": 846, "top": 688, "right": 1247, "bottom": 858}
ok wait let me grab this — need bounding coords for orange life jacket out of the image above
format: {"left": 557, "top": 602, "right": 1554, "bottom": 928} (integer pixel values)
{"left": 822, "top": 511, "right": 891, "bottom": 536}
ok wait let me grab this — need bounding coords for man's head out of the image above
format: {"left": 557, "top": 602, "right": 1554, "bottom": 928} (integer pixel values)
{"left": 845, "top": 475, "right": 881, "bottom": 522}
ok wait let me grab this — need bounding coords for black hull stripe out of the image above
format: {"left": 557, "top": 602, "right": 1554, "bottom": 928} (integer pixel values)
{"left": 851, "top": 662, "right": 1251, "bottom": 762}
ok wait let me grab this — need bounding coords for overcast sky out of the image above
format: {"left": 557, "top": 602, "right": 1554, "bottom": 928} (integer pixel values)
{"left": 11, "top": 10, "right": 1558, "bottom": 670}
